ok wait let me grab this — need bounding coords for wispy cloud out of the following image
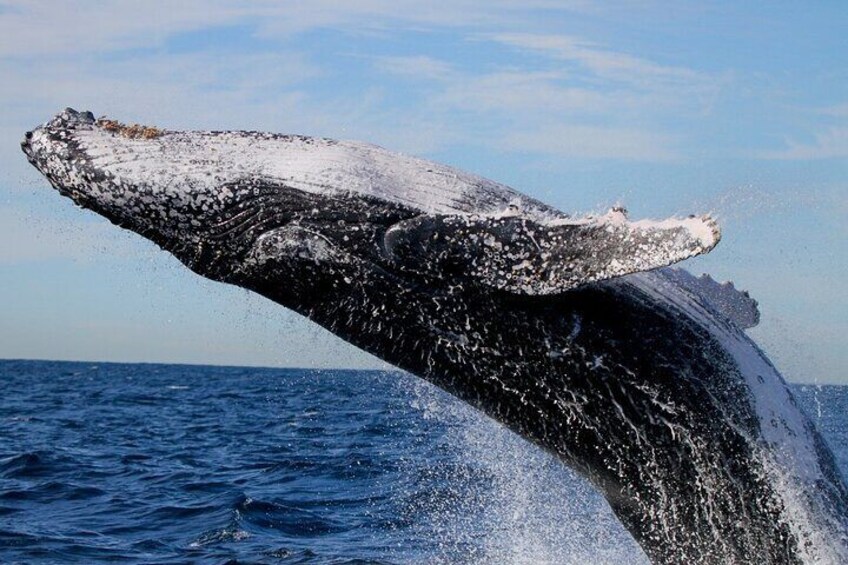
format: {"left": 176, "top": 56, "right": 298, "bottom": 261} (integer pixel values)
{"left": 487, "top": 32, "right": 712, "bottom": 92}
{"left": 371, "top": 34, "right": 712, "bottom": 160}
{"left": 821, "top": 103, "right": 848, "bottom": 118}
{"left": 373, "top": 55, "right": 455, "bottom": 82}
{"left": 0, "top": 50, "right": 318, "bottom": 120}
{"left": 1, "top": 3, "right": 724, "bottom": 170}
{"left": 761, "top": 127, "right": 848, "bottom": 160}
{"left": 0, "top": 0, "right": 592, "bottom": 56}
{"left": 501, "top": 124, "right": 678, "bottom": 160}
{"left": 434, "top": 70, "right": 608, "bottom": 114}
{"left": 0, "top": 1, "right": 242, "bottom": 56}
{"left": 248, "top": 1, "right": 596, "bottom": 37}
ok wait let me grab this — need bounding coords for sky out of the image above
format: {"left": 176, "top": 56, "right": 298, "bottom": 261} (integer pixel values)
{"left": 0, "top": 1, "right": 846, "bottom": 382}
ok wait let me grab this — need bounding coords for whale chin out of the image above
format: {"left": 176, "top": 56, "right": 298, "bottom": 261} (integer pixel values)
{"left": 22, "top": 109, "right": 848, "bottom": 564}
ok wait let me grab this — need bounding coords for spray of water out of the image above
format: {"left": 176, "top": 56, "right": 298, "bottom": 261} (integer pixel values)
{"left": 400, "top": 376, "right": 648, "bottom": 565}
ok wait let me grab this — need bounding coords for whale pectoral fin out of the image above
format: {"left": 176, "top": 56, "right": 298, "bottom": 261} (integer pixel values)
{"left": 245, "top": 225, "right": 352, "bottom": 270}
{"left": 385, "top": 209, "right": 721, "bottom": 295}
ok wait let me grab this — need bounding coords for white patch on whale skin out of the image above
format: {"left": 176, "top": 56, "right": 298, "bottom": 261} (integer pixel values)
{"left": 72, "top": 124, "right": 560, "bottom": 219}
{"left": 245, "top": 225, "right": 351, "bottom": 269}
{"left": 627, "top": 270, "right": 848, "bottom": 563}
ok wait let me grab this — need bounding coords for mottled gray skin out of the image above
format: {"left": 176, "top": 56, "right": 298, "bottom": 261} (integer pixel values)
{"left": 22, "top": 110, "right": 848, "bottom": 564}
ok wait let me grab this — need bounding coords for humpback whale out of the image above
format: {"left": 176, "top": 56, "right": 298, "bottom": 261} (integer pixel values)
{"left": 22, "top": 109, "right": 848, "bottom": 564}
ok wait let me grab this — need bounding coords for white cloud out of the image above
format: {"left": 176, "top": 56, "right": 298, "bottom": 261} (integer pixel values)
{"left": 0, "top": 50, "right": 318, "bottom": 123}
{"left": 247, "top": 0, "right": 596, "bottom": 38}
{"left": 821, "top": 103, "right": 848, "bottom": 118}
{"left": 373, "top": 55, "right": 455, "bottom": 82}
{"left": 366, "top": 30, "right": 721, "bottom": 161}
{"left": 0, "top": 0, "right": 593, "bottom": 56}
{"left": 0, "top": 1, "right": 243, "bottom": 56}
{"left": 500, "top": 124, "right": 677, "bottom": 160}
{"left": 434, "top": 70, "right": 609, "bottom": 114}
{"left": 487, "top": 32, "right": 712, "bottom": 92}
{"left": 761, "top": 127, "right": 848, "bottom": 160}
{"left": 373, "top": 58, "right": 685, "bottom": 160}
{"left": 0, "top": 3, "right": 715, "bottom": 177}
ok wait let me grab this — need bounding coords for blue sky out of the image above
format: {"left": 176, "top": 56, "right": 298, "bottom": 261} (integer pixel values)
{"left": 1, "top": 1, "right": 846, "bottom": 381}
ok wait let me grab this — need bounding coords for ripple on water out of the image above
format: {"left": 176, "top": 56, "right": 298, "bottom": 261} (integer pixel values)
{"left": 1, "top": 360, "right": 843, "bottom": 564}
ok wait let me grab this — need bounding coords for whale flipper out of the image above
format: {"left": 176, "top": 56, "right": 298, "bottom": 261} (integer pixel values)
{"left": 385, "top": 208, "right": 720, "bottom": 295}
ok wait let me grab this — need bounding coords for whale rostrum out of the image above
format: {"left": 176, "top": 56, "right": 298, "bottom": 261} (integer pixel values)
{"left": 22, "top": 109, "right": 848, "bottom": 564}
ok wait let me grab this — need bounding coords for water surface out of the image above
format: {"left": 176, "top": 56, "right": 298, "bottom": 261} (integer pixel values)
{"left": 1, "top": 360, "right": 844, "bottom": 564}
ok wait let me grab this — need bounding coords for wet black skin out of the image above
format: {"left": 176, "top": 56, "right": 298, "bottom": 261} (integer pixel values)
{"left": 21, "top": 122, "right": 848, "bottom": 564}
{"left": 188, "top": 182, "right": 842, "bottom": 564}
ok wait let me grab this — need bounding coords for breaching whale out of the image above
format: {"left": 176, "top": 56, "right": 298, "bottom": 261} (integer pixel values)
{"left": 22, "top": 109, "right": 848, "bottom": 564}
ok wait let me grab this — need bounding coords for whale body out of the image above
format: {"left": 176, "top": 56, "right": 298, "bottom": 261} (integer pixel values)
{"left": 22, "top": 109, "right": 848, "bottom": 564}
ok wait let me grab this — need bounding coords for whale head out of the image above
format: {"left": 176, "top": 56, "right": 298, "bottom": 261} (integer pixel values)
{"left": 20, "top": 108, "right": 397, "bottom": 290}
{"left": 23, "top": 108, "right": 721, "bottom": 304}
{"left": 22, "top": 110, "right": 232, "bottom": 272}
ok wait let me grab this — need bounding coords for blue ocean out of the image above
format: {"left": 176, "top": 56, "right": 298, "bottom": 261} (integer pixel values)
{"left": 1, "top": 360, "right": 846, "bottom": 564}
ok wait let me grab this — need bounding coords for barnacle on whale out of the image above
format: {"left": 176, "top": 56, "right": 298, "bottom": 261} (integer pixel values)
{"left": 96, "top": 118, "right": 163, "bottom": 139}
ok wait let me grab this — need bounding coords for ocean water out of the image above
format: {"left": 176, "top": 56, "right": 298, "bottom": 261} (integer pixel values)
{"left": 1, "top": 360, "right": 845, "bottom": 564}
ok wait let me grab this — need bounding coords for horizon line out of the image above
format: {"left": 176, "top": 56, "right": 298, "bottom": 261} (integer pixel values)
{"left": 0, "top": 356, "right": 397, "bottom": 375}
{"left": 0, "top": 356, "right": 841, "bottom": 386}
